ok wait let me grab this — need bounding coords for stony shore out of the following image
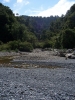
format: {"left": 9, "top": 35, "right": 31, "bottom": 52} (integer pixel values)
{"left": 0, "top": 49, "right": 75, "bottom": 100}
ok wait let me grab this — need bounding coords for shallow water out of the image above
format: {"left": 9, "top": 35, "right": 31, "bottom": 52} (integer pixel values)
{"left": 0, "top": 56, "right": 12, "bottom": 64}
{"left": 0, "top": 56, "right": 60, "bottom": 69}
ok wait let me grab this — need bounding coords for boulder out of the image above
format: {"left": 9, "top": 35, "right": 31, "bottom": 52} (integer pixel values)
{"left": 65, "top": 53, "right": 75, "bottom": 59}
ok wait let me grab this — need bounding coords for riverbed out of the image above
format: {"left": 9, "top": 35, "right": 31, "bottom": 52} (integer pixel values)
{"left": 0, "top": 50, "right": 75, "bottom": 100}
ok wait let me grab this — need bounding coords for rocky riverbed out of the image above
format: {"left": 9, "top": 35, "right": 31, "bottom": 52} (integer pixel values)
{"left": 0, "top": 49, "right": 75, "bottom": 100}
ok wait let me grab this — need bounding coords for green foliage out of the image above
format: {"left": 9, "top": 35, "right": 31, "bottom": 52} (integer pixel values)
{"left": 0, "top": 3, "right": 17, "bottom": 42}
{"left": 8, "top": 41, "right": 33, "bottom": 52}
{"left": 48, "top": 4, "right": 75, "bottom": 49}
{"left": 0, "top": 44, "right": 9, "bottom": 51}
{"left": 42, "top": 40, "right": 52, "bottom": 49}
{"left": 19, "top": 42, "right": 33, "bottom": 52}
{"left": 0, "top": 3, "right": 75, "bottom": 50}
{"left": 36, "top": 43, "right": 44, "bottom": 48}
{"left": 20, "top": 15, "right": 59, "bottom": 39}
{"left": 61, "top": 29, "right": 75, "bottom": 49}
{"left": 0, "top": 3, "right": 37, "bottom": 43}
{"left": 66, "top": 12, "right": 75, "bottom": 29}
{"left": 8, "top": 40, "right": 20, "bottom": 50}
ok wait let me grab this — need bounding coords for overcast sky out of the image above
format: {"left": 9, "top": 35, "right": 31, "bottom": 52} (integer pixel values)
{"left": 1, "top": 0, "right": 75, "bottom": 17}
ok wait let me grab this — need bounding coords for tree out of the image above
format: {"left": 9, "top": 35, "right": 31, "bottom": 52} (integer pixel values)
{"left": 61, "top": 29, "right": 75, "bottom": 48}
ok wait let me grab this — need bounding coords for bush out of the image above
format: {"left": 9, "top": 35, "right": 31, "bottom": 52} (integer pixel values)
{"left": 0, "top": 44, "right": 9, "bottom": 51}
{"left": 8, "top": 41, "right": 20, "bottom": 50}
{"left": 19, "top": 42, "right": 33, "bottom": 52}
{"left": 42, "top": 40, "right": 52, "bottom": 49}
{"left": 8, "top": 41, "right": 33, "bottom": 52}
{"left": 33, "top": 42, "right": 44, "bottom": 48}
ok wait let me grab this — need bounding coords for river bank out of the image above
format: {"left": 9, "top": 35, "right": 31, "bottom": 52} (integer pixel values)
{"left": 0, "top": 49, "right": 75, "bottom": 100}
{"left": 0, "top": 49, "right": 75, "bottom": 69}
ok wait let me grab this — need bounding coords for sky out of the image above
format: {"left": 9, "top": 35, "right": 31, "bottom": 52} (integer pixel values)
{"left": 0, "top": 0, "right": 75, "bottom": 17}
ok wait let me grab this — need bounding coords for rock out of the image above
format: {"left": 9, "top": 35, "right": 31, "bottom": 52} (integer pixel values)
{"left": 65, "top": 53, "right": 75, "bottom": 59}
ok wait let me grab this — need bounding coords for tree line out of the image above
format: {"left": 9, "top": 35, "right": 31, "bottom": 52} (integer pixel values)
{"left": 0, "top": 3, "right": 75, "bottom": 51}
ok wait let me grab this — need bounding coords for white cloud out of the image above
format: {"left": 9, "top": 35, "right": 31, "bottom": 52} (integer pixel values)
{"left": 25, "top": 1, "right": 30, "bottom": 5}
{"left": 27, "top": 5, "right": 44, "bottom": 16}
{"left": 30, "top": 0, "right": 75, "bottom": 17}
{"left": 17, "top": 0, "right": 23, "bottom": 3}
{"left": 3, "top": 0, "right": 10, "bottom": 3}
{"left": 24, "top": 9, "right": 41, "bottom": 16}
{"left": 13, "top": 0, "right": 29, "bottom": 15}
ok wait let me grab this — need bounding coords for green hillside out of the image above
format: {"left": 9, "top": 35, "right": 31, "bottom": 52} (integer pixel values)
{"left": 0, "top": 3, "right": 75, "bottom": 51}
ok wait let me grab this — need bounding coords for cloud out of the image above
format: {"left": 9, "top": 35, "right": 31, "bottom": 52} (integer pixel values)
{"left": 27, "top": 5, "right": 44, "bottom": 16}
{"left": 3, "top": 0, "right": 10, "bottom": 3}
{"left": 24, "top": 9, "right": 41, "bottom": 16}
{"left": 30, "top": 0, "right": 75, "bottom": 17}
{"left": 13, "top": 0, "right": 29, "bottom": 15}
{"left": 17, "top": 0, "right": 23, "bottom": 3}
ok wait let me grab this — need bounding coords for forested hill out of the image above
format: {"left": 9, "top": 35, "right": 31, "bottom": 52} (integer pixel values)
{"left": 0, "top": 3, "right": 75, "bottom": 51}
{"left": 18, "top": 15, "right": 59, "bottom": 35}
{"left": 50, "top": 3, "right": 75, "bottom": 49}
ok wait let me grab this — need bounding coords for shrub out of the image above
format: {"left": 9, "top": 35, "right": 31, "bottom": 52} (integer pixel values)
{"left": 8, "top": 41, "right": 19, "bottom": 50}
{"left": 0, "top": 44, "right": 9, "bottom": 51}
{"left": 19, "top": 42, "right": 33, "bottom": 52}
{"left": 42, "top": 40, "right": 52, "bottom": 49}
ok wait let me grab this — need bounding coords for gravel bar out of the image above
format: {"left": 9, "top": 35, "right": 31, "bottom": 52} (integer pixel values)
{"left": 0, "top": 64, "right": 75, "bottom": 100}
{"left": 12, "top": 58, "right": 75, "bottom": 68}
{"left": 0, "top": 50, "right": 75, "bottom": 100}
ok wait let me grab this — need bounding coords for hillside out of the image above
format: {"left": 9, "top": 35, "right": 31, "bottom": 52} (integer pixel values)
{"left": 0, "top": 3, "right": 75, "bottom": 51}
{"left": 21, "top": 15, "right": 59, "bottom": 33}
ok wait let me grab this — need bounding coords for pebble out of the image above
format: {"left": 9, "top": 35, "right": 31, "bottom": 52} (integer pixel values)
{"left": 0, "top": 66, "right": 75, "bottom": 100}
